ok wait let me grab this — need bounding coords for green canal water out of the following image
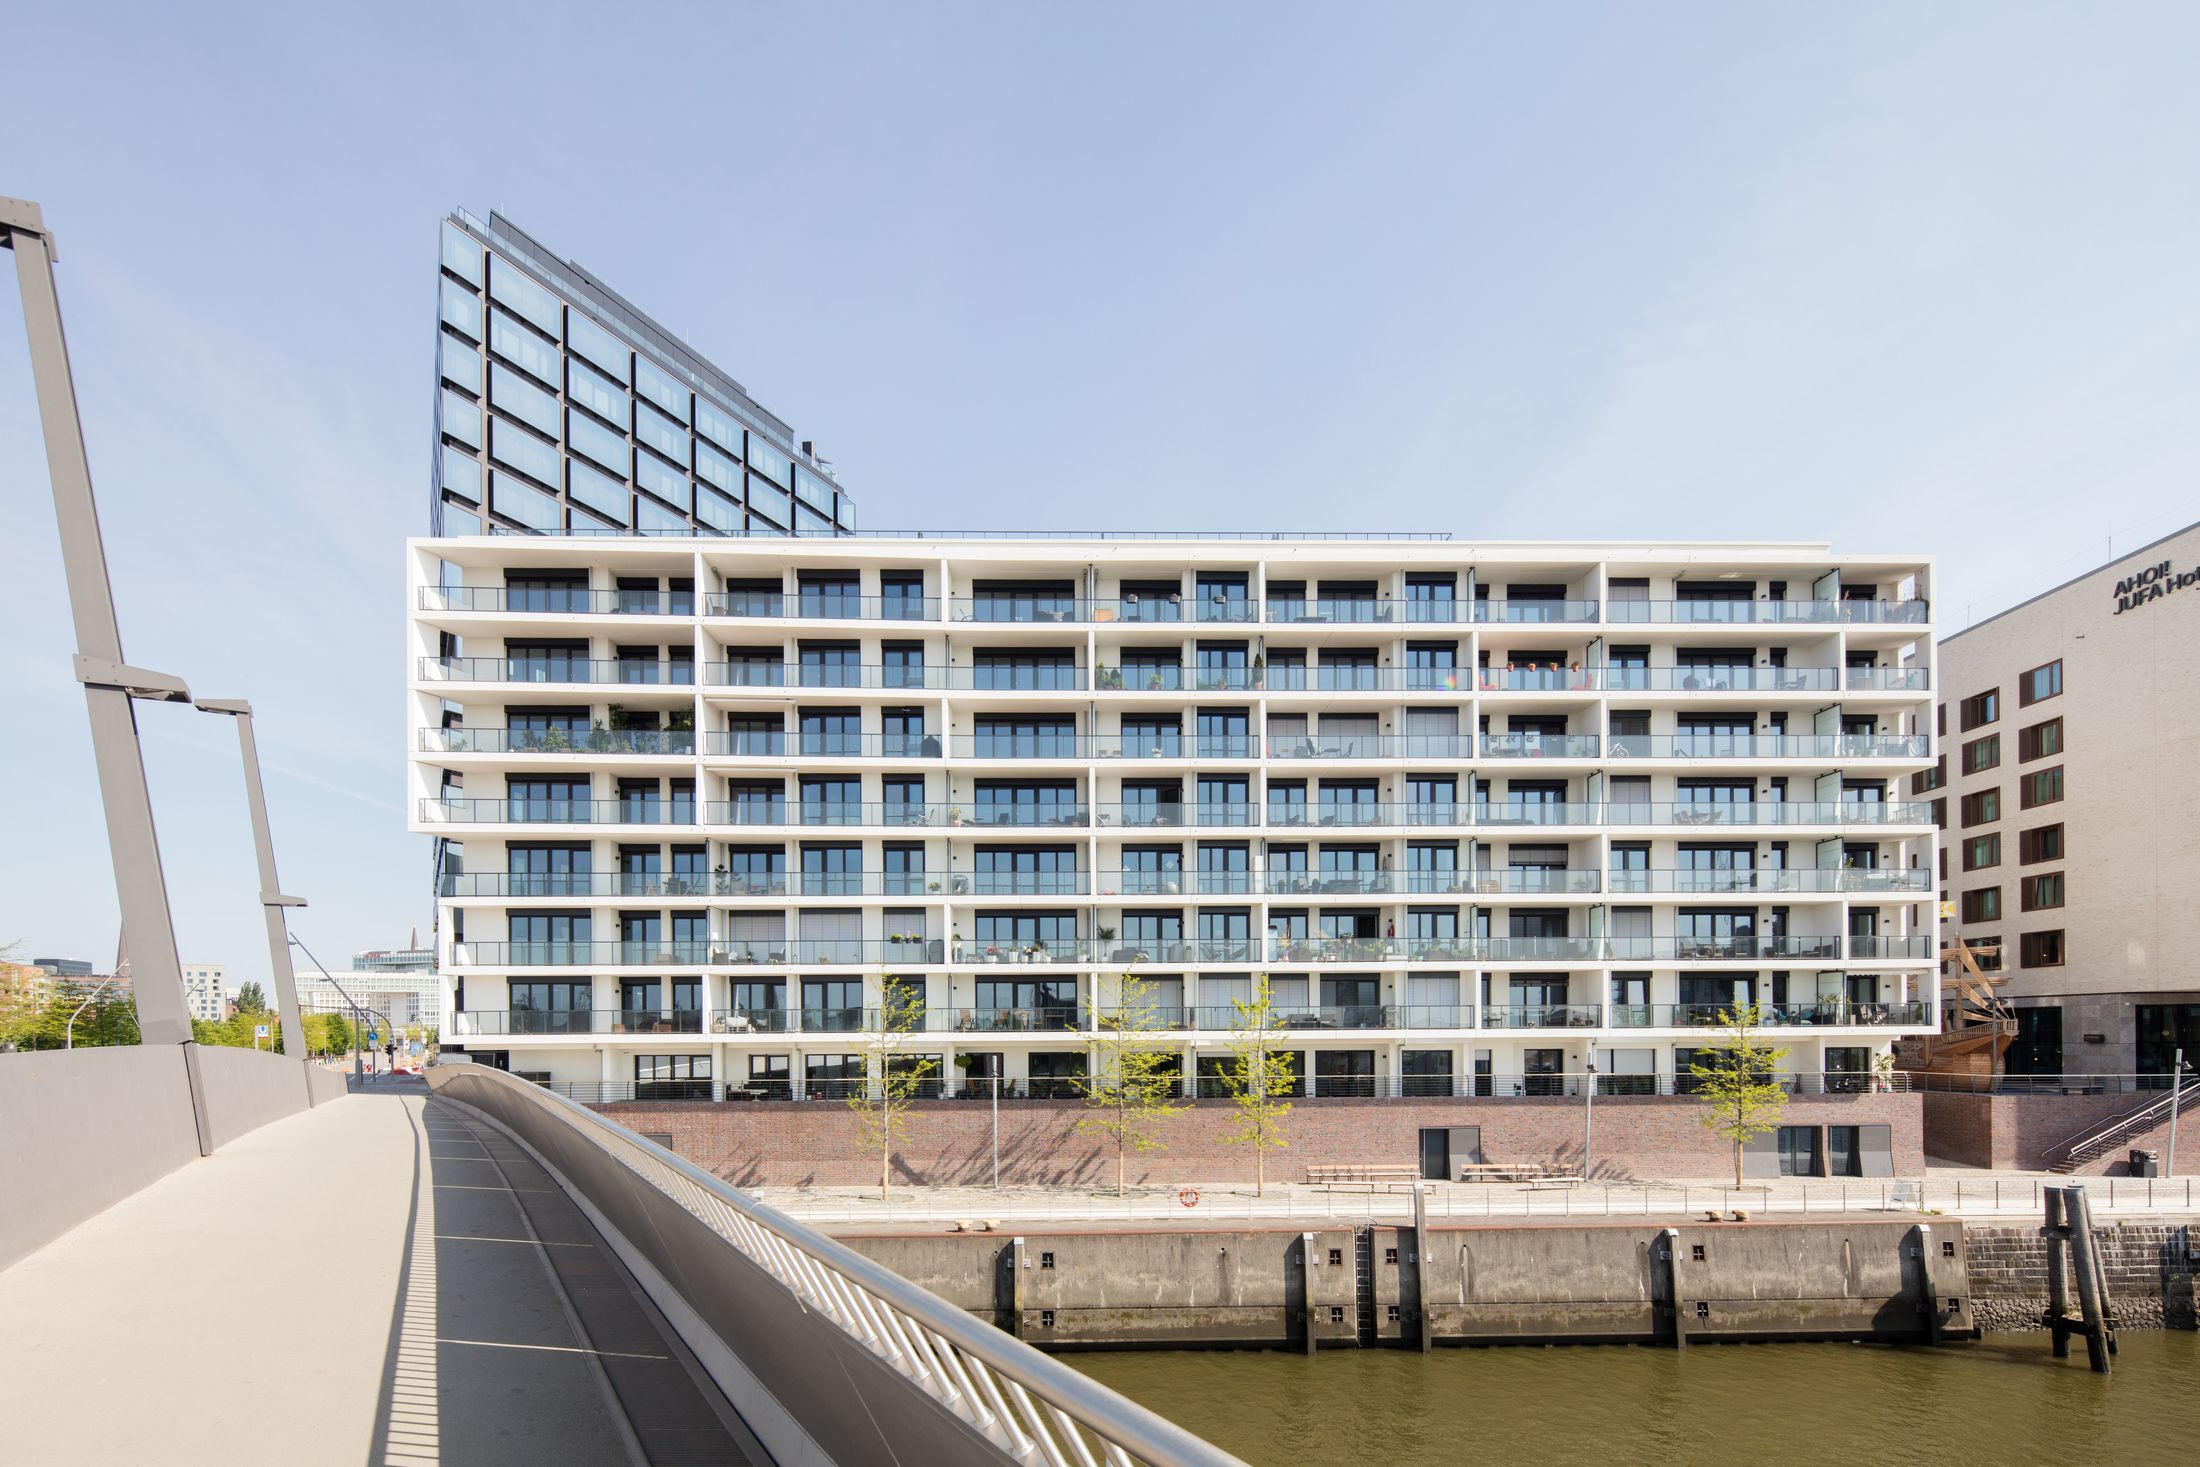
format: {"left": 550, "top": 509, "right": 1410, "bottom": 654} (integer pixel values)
{"left": 1076, "top": 1334, "right": 2200, "bottom": 1467}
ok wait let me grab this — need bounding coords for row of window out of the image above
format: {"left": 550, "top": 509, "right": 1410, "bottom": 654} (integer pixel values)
{"left": 1957, "top": 872, "right": 2066, "bottom": 922}
{"left": 1955, "top": 822, "right": 2065, "bottom": 872}
{"left": 1952, "top": 658, "right": 2062, "bottom": 734}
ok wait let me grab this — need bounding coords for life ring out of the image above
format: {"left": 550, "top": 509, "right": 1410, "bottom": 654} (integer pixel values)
{"left": 1178, "top": 1187, "right": 1201, "bottom": 1208}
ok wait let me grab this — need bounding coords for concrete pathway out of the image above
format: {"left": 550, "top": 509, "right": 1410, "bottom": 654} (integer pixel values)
{"left": 0, "top": 1084, "right": 757, "bottom": 1466}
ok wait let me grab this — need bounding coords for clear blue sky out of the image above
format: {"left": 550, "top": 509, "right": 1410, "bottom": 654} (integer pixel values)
{"left": 3, "top": 2, "right": 2197, "bottom": 984}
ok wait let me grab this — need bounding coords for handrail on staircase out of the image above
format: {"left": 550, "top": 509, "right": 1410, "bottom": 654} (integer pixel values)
{"left": 2045, "top": 1079, "right": 2197, "bottom": 1167}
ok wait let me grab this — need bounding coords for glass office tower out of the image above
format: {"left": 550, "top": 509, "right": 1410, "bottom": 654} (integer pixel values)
{"left": 431, "top": 209, "right": 857, "bottom": 539}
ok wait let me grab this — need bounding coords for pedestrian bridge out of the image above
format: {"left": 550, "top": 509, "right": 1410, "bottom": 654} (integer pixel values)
{"left": 0, "top": 1049, "right": 1236, "bottom": 1467}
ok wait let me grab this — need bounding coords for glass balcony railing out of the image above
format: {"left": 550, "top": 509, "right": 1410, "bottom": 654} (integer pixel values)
{"left": 1252, "top": 870, "right": 1395, "bottom": 897}
{"left": 1267, "top": 735, "right": 1473, "bottom": 759}
{"left": 705, "top": 664, "right": 1089, "bottom": 692}
{"left": 1264, "top": 598, "right": 1412, "bottom": 625}
{"left": 701, "top": 802, "right": 1090, "bottom": 829}
{"left": 1602, "top": 599, "right": 1928, "bottom": 626}
{"left": 422, "top": 798, "right": 696, "bottom": 825}
{"left": 1471, "top": 802, "right": 1600, "bottom": 828}
{"left": 702, "top": 592, "right": 941, "bottom": 621}
{"left": 1845, "top": 668, "right": 1931, "bottom": 692}
{"left": 1090, "top": 734, "right": 1262, "bottom": 759}
{"left": 448, "top": 1009, "right": 705, "bottom": 1036}
{"left": 948, "top": 598, "right": 1100, "bottom": 624}
{"left": 420, "top": 656, "right": 695, "bottom": 685}
{"left": 1453, "top": 869, "right": 1602, "bottom": 895}
{"left": 419, "top": 586, "right": 694, "bottom": 615}
{"left": 1846, "top": 934, "right": 1936, "bottom": 960}
{"left": 1609, "top": 1001, "right": 1928, "bottom": 1028}
{"left": 1599, "top": 667, "right": 1837, "bottom": 693}
{"left": 1604, "top": 868, "right": 1931, "bottom": 895}
{"left": 1482, "top": 1004, "right": 1603, "bottom": 1029}
{"left": 703, "top": 731, "right": 938, "bottom": 758}
{"left": 1604, "top": 801, "right": 1936, "bottom": 827}
{"left": 451, "top": 941, "right": 714, "bottom": 967}
{"left": 1473, "top": 599, "right": 1601, "bottom": 623}
{"left": 442, "top": 871, "right": 757, "bottom": 899}
{"left": 422, "top": 727, "right": 696, "bottom": 756}
{"left": 1479, "top": 733, "right": 1600, "bottom": 758}
{"left": 1606, "top": 735, "right": 1931, "bottom": 760}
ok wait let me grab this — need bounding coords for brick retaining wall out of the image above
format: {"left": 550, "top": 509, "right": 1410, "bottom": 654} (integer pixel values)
{"left": 1923, "top": 1091, "right": 2189, "bottom": 1173}
{"left": 1964, "top": 1222, "right": 2196, "bottom": 1333}
{"left": 597, "top": 1092, "right": 1923, "bottom": 1187}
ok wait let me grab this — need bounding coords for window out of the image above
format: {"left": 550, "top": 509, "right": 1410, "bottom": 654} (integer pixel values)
{"left": 2019, "top": 717, "right": 2063, "bottom": 762}
{"left": 1961, "top": 887, "right": 2001, "bottom": 923}
{"left": 1959, "top": 789, "right": 1999, "bottom": 827}
{"left": 2019, "top": 824, "right": 2064, "bottom": 865}
{"left": 1958, "top": 689, "right": 1999, "bottom": 730}
{"left": 1961, "top": 734, "right": 1999, "bottom": 774}
{"left": 2022, "top": 872, "right": 2065, "bottom": 911}
{"left": 1910, "top": 756, "right": 1946, "bottom": 796}
{"left": 1962, "top": 833, "right": 2000, "bottom": 871}
{"left": 2020, "top": 930, "right": 2066, "bottom": 968}
{"left": 2019, "top": 659, "right": 2062, "bottom": 706}
{"left": 2020, "top": 766, "right": 2064, "bottom": 809}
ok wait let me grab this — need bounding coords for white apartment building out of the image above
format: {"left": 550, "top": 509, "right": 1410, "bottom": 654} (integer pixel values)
{"left": 181, "top": 964, "right": 229, "bottom": 1025}
{"left": 408, "top": 534, "right": 1940, "bottom": 1104}
{"left": 295, "top": 969, "right": 444, "bottom": 1035}
{"left": 1934, "top": 520, "right": 2200, "bottom": 1079}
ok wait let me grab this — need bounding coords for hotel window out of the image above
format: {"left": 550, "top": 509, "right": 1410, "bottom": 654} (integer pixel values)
{"left": 2020, "top": 766, "right": 2064, "bottom": 809}
{"left": 1962, "top": 833, "right": 2000, "bottom": 871}
{"left": 1936, "top": 703, "right": 1946, "bottom": 738}
{"left": 1958, "top": 689, "right": 1999, "bottom": 731}
{"left": 2019, "top": 823, "right": 2065, "bottom": 865}
{"left": 2020, "top": 930, "right": 2066, "bottom": 968}
{"left": 1959, "top": 789, "right": 1999, "bottom": 827}
{"left": 1930, "top": 798, "right": 1946, "bottom": 831}
{"left": 2021, "top": 872, "right": 2065, "bottom": 912}
{"left": 1961, "top": 734, "right": 2000, "bottom": 775}
{"left": 2018, "top": 717, "right": 2063, "bottom": 763}
{"left": 1961, "top": 887, "right": 2001, "bottom": 923}
{"left": 1910, "top": 756, "right": 1946, "bottom": 795}
{"left": 2018, "top": 659, "right": 2063, "bottom": 706}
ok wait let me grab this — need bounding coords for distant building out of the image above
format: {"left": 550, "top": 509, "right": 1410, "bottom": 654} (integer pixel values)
{"left": 181, "top": 964, "right": 229, "bottom": 1024}
{"left": 296, "top": 969, "right": 442, "bottom": 1038}
{"left": 2, "top": 961, "right": 56, "bottom": 1024}
{"left": 31, "top": 958, "right": 92, "bottom": 979}
{"left": 353, "top": 946, "right": 437, "bottom": 974}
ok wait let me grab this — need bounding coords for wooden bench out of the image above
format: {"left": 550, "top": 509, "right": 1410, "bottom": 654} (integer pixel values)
{"left": 1306, "top": 1163, "right": 1422, "bottom": 1190}
{"left": 1456, "top": 1162, "right": 1581, "bottom": 1184}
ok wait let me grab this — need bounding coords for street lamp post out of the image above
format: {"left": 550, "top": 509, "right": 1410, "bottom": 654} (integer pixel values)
{"left": 1582, "top": 1037, "right": 1597, "bottom": 1182}
{"left": 2168, "top": 1049, "right": 2191, "bottom": 1179}
{"left": 289, "top": 933, "right": 368, "bottom": 1084}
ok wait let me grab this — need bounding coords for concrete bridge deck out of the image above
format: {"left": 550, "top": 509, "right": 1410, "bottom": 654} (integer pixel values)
{"left": 0, "top": 1081, "right": 762, "bottom": 1466}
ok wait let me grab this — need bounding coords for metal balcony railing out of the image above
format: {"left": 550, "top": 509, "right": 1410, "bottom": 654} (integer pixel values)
{"left": 419, "top": 585, "right": 694, "bottom": 615}
{"left": 420, "top": 656, "right": 696, "bottom": 685}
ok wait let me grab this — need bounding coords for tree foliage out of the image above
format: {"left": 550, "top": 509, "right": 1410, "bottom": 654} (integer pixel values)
{"left": 1218, "top": 974, "right": 1296, "bottom": 1197}
{"left": 844, "top": 977, "right": 936, "bottom": 1201}
{"left": 1687, "top": 1003, "right": 1793, "bottom": 1186}
{"left": 1073, "top": 970, "right": 1189, "bottom": 1196}
{"left": 234, "top": 981, "right": 268, "bottom": 1015}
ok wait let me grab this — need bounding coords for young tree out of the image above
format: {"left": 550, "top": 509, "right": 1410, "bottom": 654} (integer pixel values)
{"left": 234, "top": 981, "right": 268, "bottom": 1014}
{"left": 1688, "top": 1003, "right": 1792, "bottom": 1186}
{"left": 1073, "top": 970, "right": 1189, "bottom": 1196}
{"left": 845, "top": 977, "right": 936, "bottom": 1201}
{"left": 1218, "top": 974, "right": 1296, "bottom": 1197}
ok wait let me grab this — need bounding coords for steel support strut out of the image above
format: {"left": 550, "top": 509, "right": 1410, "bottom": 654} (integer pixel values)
{"left": 194, "top": 699, "right": 309, "bottom": 1078}
{"left": 3, "top": 196, "right": 196, "bottom": 1057}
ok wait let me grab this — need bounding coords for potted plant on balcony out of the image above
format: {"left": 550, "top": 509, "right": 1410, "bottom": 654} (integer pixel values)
{"left": 984, "top": 943, "right": 1002, "bottom": 963}
{"left": 1250, "top": 651, "right": 1264, "bottom": 690}
{"left": 948, "top": 806, "right": 964, "bottom": 827}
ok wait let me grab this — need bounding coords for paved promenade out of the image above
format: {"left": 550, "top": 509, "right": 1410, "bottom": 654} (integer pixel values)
{"left": 0, "top": 1080, "right": 755, "bottom": 1466}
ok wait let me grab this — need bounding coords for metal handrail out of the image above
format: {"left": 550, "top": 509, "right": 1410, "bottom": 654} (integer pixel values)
{"left": 425, "top": 1063, "right": 1244, "bottom": 1467}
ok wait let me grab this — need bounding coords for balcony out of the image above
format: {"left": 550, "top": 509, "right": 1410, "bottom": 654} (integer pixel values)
{"left": 1604, "top": 801, "right": 1935, "bottom": 827}
{"left": 1264, "top": 802, "right": 1454, "bottom": 829}
{"left": 420, "top": 586, "right": 693, "bottom": 615}
{"left": 1252, "top": 871, "right": 1396, "bottom": 897}
{"left": 704, "top": 731, "right": 937, "bottom": 758}
{"left": 422, "top": 728, "right": 697, "bottom": 756}
{"left": 1606, "top": 735, "right": 1931, "bottom": 760}
{"left": 1452, "top": 869, "right": 1602, "bottom": 895}
{"left": 1474, "top": 599, "right": 1601, "bottom": 623}
{"left": 442, "top": 871, "right": 759, "bottom": 899}
{"left": 452, "top": 941, "right": 714, "bottom": 967}
{"left": 1847, "top": 934, "right": 1935, "bottom": 960}
{"left": 1606, "top": 868, "right": 1931, "bottom": 895}
{"left": 448, "top": 1008, "right": 704, "bottom": 1036}
{"left": 1263, "top": 598, "right": 1425, "bottom": 625}
{"left": 705, "top": 664, "right": 1089, "bottom": 692}
{"left": 1267, "top": 735, "right": 1473, "bottom": 759}
{"left": 1602, "top": 668, "right": 1837, "bottom": 694}
{"left": 702, "top": 802, "right": 1090, "bottom": 829}
{"left": 1845, "top": 668, "right": 1931, "bottom": 692}
{"left": 421, "top": 656, "right": 696, "bottom": 685}
{"left": 1482, "top": 1004, "right": 1603, "bottom": 1029}
{"left": 703, "top": 592, "right": 941, "bottom": 621}
{"left": 1479, "top": 733, "right": 1600, "bottom": 759}
{"left": 1602, "top": 599, "right": 1929, "bottom": 626}
{"left": 1471, "top": 802, "right": 1600, "bottom": 828}
{"left": 1606, "top": 935, "right": 1844, "bottom": 962}
{"left": 423, "top": 798, "right": 696, "bottom": 826}
{"left": 1090, "top": 735, "right": 1262, "bottom": 759}
{"left": 1609, "top": 1001, "right": 1928, "bottom": 1028}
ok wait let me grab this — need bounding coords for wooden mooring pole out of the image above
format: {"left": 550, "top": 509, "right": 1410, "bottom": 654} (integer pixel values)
{"left": 2062, "top": 1185, "right": 2112, "bottom": 1374}
{"left": 2042, "top": 1188, "right": 2070, "bottom": 1359}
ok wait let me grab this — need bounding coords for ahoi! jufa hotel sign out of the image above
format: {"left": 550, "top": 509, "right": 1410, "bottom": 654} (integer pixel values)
{"left": 2112, "top": 558, "right": 2198, "bottom": 616}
